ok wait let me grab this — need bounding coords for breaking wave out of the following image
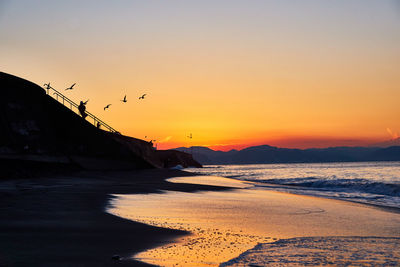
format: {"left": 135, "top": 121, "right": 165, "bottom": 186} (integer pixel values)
{"left": 186, "top": 162, "right": 400, "bottom": 209}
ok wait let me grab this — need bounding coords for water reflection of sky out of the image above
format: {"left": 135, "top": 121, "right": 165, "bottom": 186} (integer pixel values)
{"left": 107, "top": 176, "right": 400, "bottom": 266}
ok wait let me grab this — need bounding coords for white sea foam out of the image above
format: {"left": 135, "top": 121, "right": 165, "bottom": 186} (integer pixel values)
{"left": 220, "top": 236, "right": 400, "bottom": 266}
{"left": 108, "top": 162, "right": 400, "bottom": 266}
{"left": 186, "top": 162, "right": 400, "bottom": 209}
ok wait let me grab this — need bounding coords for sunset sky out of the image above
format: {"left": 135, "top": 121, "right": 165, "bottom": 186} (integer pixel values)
{"left": 1, "top": 1, "right": 399, "bottom": 150}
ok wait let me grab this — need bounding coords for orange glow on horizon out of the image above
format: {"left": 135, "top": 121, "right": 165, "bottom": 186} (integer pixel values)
{"left": 1, "top": 2, "right": 399, "bottom": 151}
{"left": 156, "top": 135, "right": 384, "bottom": 151}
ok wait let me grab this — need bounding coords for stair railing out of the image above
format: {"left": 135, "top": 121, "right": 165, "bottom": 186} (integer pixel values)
{"left": 44, "top": 85, "right": 120, "bottom": 134}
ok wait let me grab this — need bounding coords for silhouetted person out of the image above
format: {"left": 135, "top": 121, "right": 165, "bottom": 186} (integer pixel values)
{"left": 149, "top": 139, "right": 156, "bottom": 149}
{"left": 78, "top": 101, "right": 87, "bottom": 119}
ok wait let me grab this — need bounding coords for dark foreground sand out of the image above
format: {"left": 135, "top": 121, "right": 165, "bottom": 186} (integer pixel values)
{"left": 0, "top": 169, "right": 230, "bottom": 267}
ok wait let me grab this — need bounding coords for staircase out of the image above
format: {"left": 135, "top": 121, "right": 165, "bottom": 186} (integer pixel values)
{"left": 43, "top": 84, "right": 119, "bottom": 134}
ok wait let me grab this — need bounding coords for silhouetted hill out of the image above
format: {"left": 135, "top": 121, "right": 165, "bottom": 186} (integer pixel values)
{"left": 372, "top": 138, "right": 400, "bottom": 148}
{"left": 173, "top": 145, "right": 400, "bottom": 165}
{"left": 0, "top": 72, "right": 200, "bottom": 175}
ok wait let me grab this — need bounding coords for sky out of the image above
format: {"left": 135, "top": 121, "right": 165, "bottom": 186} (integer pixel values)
{"left": 1, "top": 0, "right": 399, "bottom": 150}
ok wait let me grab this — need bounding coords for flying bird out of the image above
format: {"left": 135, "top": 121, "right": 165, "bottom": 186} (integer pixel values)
{"left": 139, "top": 94, "right": 146, "bottom": 100}
{"left": 104, "top": 104, "right": 112, "bottom": 110}
{"left": 187, "top": 133, "right": 192, "bottom": 139}
{"left": 43, "top": 82, "right": 51, "bottom": 89}
{"left": 121, "top": 95, "right": 127, "bottom": 103}
{"left": 65, "top": 83, "right": 76, "bottom": 90}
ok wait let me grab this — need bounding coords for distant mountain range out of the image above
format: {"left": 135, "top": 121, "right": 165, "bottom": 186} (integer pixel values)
{"left": 173, "top": 145, "right": 400, "bottom": 165}
{"left": 371, "top": 137, "right": 400, "bottom": 148}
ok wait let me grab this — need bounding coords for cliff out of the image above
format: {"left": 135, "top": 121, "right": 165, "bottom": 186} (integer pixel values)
{"left": 0, "top": 72, "right": 201, "bottom": 175}
{"left": 155, "top": 150, "right": 202, "bottom": 168}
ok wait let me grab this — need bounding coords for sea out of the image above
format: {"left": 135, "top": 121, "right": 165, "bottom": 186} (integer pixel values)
{"left": 186, "top": 161, "right": 400, "bottom": 209}
{"left": 108, "top": 161, "right": 400, "bottom": 266}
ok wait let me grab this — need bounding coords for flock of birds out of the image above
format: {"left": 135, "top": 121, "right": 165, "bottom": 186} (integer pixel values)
{"left": 44, "top": 82, "right": 193, "bottom": 142}
{"left": 104, "top": 93, "right": 147, "bottom": 110}
{"left": 46, "top": 82, "right": 148, "bottom": 111}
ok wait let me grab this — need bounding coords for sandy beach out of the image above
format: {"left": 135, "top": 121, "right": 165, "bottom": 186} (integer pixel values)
{"left": 0, "top": 169, "right": 229, "bottom": 266}
{"left": 1, "top": 170, "right": 400, "bottom": 266}
{"left": 108, "top": 175, "right": 400, "bottom": 266}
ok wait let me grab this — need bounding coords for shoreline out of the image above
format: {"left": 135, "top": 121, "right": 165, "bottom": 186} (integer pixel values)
{"left": 253, "top": 182, "right": 400, "bottom": 214}
{"left": 1, "top": 168, "right": 399, "bottom": 266}
{"left": 109, "top": 176, "right": 400, "bottom": 266}
{"left": 186, "top": 161, "right": 400, "bottom": 214}
{"left": 0, "top": 169, "right": 231, "bottom": 266}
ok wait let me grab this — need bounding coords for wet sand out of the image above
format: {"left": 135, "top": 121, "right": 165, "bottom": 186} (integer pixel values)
{"left": 108, "top": 176, "right": 400, "bottom": 266}
{"left": 0, "top": 169, "right": 230, "bottom": 266}
{"left": 2, "top": 171, "right": 400, "bottom": 266}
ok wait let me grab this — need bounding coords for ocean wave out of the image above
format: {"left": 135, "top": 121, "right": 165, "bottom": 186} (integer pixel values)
{"left": 221, "top": 236, "right": 400, "bottom": 266}
{"left": 252, "top": 177, "right": 400, "bottom": 197}
{"left": 187, "top": 162, "right": 400, "bottom": 208}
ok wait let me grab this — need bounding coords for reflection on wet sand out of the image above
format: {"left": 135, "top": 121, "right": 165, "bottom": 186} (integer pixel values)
{"left": 129, "top": 216, "right": 274, "bottom": 266}
{"left": 107, "top": 176, "right": 400, "bottom": 266}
